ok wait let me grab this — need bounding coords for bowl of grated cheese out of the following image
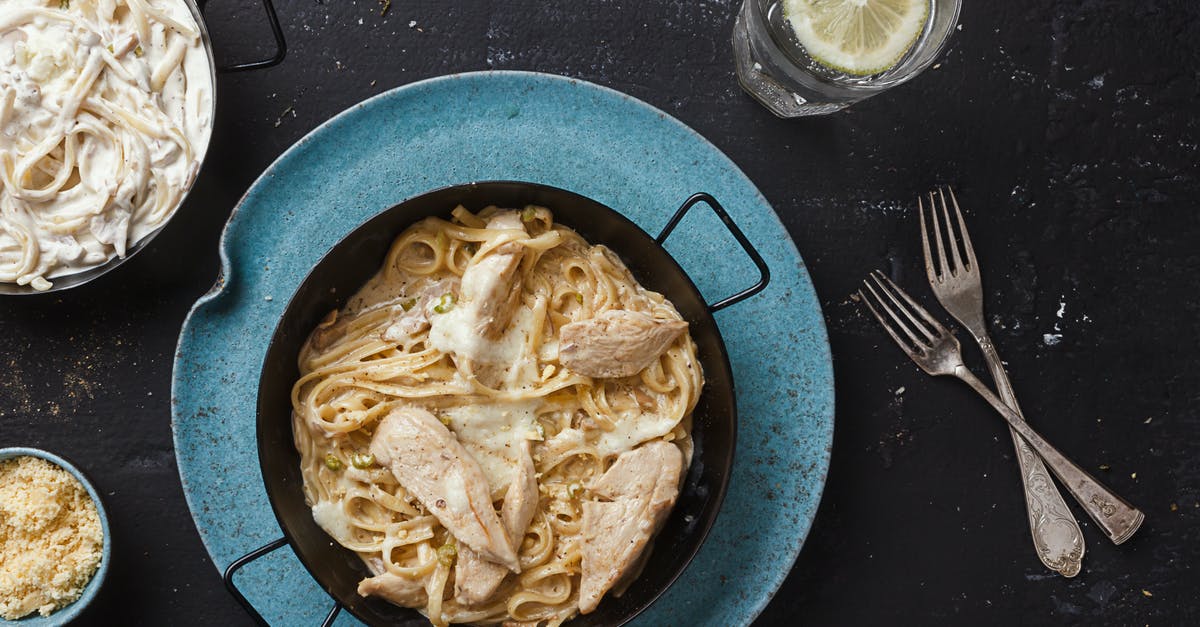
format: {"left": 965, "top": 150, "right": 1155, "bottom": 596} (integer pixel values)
{"left": 0, "top": 448, "right": 110, "bottom": 625}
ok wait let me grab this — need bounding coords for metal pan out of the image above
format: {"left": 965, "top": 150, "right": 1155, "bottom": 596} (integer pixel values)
{"left": 0, "top": 0, "right": 285, "bottom": 295}
{"left": 237, "top": 181, "right": 769, "bottom": 626}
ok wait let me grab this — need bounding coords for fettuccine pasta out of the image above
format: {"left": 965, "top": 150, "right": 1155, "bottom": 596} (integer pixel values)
{"left": 0, "top": 0, "right": 212, "bottom": 290}
{"left": 292, "top": 204, "right": 702, "bottom": 626}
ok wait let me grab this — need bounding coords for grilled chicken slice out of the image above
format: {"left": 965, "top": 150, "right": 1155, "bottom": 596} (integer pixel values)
{"left": 459, "top": 211, "right": 527, "bottom": 339}
{"left": 578, "top": 441, "right": 684, "bottom": 614}
{"left": 370, "top": 407, "right": 520, "bottom": 572}
{"left": 357, "top": 572, "right": 429, "bottom": 607}
{"left": 499, "top": 440, "right": 540, "bottom": 537}
{"left": 454, "top": 440, "right": 539, "bottom": 606}
{"left": 558, "top": 310, "right": 688, "bottom": 378}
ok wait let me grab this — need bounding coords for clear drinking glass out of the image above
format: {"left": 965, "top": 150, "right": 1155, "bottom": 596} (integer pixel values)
{"left": 733, "top": 0, "right": 962, "bottom": 117}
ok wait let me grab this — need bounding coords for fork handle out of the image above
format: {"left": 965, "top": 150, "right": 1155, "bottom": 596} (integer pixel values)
{"left": 975, "top": 336, "right": 1085, "bottom": 576}
{"left": 955, "top": 366, "right": 1144, "bottom": 545}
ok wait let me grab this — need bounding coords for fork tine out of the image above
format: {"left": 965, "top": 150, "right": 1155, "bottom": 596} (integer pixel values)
{"left": 872, "top": 270, "right": 951, "bottom": 337}
{"left": 946, "top": 187, "right": 977, "bottom": 271}
{"left": 928, "top": 191, "right": 950, "bottom": 278}
{"left": 858, "top": 289, "right": 919, "bottom": 357}
{"left": 862, "top": 278, "right": 927, "bottom": 348}
{"left": 867, "top": 272, "right": 935, "bottom": 344}
{"left": 918, "top": 196, "right": 939, "bottom": 285}
{"left": 938, "top": 188, "right": 965, "bottom": 274}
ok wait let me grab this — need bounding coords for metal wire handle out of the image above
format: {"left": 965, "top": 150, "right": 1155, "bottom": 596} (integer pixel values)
{"left": 223, "top": 537, "right": 343, "bottom": 627}
{"left": 198, "top": 0, "right": 287, "bottom": 72}
{"left": 655, "top": 193, "right": 771, "bottom": 312}
{"left": 224, "top": 193, "right": 766, "bottom": 626}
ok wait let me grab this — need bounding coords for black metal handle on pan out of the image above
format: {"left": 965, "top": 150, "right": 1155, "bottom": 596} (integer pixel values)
{"left": 655, "top": 193, "right": 770, "bottom": 313}
{"left": 224, "top": 537, "right": 343, "bottom": 627}
{"left": 198, "top": 0, "right": 287, "bottom": 72}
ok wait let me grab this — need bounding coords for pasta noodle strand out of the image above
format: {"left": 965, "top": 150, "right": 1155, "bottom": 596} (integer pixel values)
{"left": 292, "top": 206, "right": 702, "bottom": 626}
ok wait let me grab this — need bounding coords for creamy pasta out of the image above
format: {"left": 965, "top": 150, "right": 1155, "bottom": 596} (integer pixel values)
{"left": 0, "top": 0, "right": 213, "bottom": 290}
{"left": 292, "top": 204, "right": 702, "bottom": 626}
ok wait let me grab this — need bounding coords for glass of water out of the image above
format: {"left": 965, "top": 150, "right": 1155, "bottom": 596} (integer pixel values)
{"left": 733, "top": 0, "right": 962, "bottom": 117}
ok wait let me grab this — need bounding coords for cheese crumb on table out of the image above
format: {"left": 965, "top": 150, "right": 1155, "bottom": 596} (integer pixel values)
{"left": 0, "top": 456, "right": 104, "bottom": 620}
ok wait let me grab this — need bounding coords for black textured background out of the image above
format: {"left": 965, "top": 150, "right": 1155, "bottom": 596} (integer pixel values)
{"left": 2, "top": 0, "right": 1198, "bottom": 624}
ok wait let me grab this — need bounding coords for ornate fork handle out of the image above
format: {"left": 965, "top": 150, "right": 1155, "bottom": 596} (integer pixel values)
{"left": 977, "top": 334, "right": 1085, "bottom": 576}
{"left": 955, "top": 364, "right": 1145, "bottom": 545}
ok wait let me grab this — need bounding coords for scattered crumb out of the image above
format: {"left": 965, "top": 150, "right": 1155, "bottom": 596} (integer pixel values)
{"left": 1131, "top": 472, "right": 1137, "bottom": 479}
{"left": 409, "top": 20, "right": 417, "bottom": 28}
{"left": 895, "top": 386, "right": 905, "bottom": 396}
{"left": 1141, "top": 589, "right": 1153, "bottom": 598}
{"left": 1170, "top": 503, "right": 1178, "bottom": 512}
{"left": 273, "top": 105, "right": 295, "bottom": 128}
{"left": 1042, "top": 333, "right": 1062, "bottom": 346}
{"left": 378, "top": 0, "right": 390, "bottom": 17}
{"left": 1144, "top": 417, "right": 1153, "bottom": 424}
{"left": 1099, "top": 464, "right": 1110, "bottom": 471}
{"left": 264, "top": 296, "right": 273, "bottom": 302}
{"left": 370, "top": 79, "right": 377, "bottom": 86}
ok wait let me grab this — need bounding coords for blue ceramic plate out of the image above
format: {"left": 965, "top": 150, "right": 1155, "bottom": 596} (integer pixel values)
{"left": 0, "top": 448, "right": 111, "bottom": 627}
{"left": 171, "top": 71, "right": 833, "bottom": 626}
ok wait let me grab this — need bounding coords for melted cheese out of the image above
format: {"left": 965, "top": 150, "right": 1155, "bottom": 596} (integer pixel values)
{"left": 550, "top": 411, "right": 679, "bottom": 459}
{"left": 596, "top": 412, "right": 680, "bottom": 457}
{"left": 311, "top": 500, "right": 353, "bottom": 545}
{"left": 429, "top": 302, "right": 532, "bottom": 366}
{"left": 444, "top": 399, "right": 540, "bottom": 494}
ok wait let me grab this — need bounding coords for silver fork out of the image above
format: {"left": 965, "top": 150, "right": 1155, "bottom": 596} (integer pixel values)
{"left": 859, "top": 271, "right": 1144, "bottom": 546}
{"left": 920, "top": 188, "right": 1085, "bottom": 576}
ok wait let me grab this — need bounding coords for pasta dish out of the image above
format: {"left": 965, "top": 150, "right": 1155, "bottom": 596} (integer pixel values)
{"left": 0, "top": 0, "right": 213, "bottom": 290}
{"left": 291, "top": 204, "right": 702, "bottom": 626}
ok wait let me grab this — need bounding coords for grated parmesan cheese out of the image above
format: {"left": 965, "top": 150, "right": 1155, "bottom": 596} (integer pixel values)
{"left": 0, "top": 456, "right": 104, "bottom": 620}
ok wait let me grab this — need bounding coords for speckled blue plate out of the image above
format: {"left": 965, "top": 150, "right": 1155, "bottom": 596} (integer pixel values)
{"left": 172, "top": 71, "right": 833, "bottom": 626}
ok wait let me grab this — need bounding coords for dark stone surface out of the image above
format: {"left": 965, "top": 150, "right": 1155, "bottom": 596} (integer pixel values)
{"left": 1, "top": 0, "right": 1197, "bottom": 624}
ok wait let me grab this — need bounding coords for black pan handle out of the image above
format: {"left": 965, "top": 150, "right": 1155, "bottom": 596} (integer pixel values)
{"left": 198, "top": 0, "right": 287, "bottom": 73}
{"left": 223, "top": 537, "right": 344, "bottom": 626}
{"left": 655, "top": 193, "right": 770, "bottom": 313}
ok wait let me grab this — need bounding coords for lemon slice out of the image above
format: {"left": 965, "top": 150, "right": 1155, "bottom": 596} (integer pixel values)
{"left": 783, "top": 0, "right": 929, "bottom": 76}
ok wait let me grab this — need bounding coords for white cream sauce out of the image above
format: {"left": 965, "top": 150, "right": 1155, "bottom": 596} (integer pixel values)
{"left": 443, "top": 399, "right": 540, "bottom": 495}
{"left": 311, "top": 500, "right": 354, "bottom": 545}
{"left": 429, "top": 300, "right": 533, "bottom": 367}
{"left": 550, "top": 407, "right": 679, "bottom": 459}
{"left": 0, "top": 0, "right": 213, "bottom": 290}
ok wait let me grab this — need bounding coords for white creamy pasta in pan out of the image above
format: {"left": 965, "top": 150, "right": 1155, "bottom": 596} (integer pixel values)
{"left": 291, "top": 204, "right": 702, "bottom": 626}
{"left": 0, "top": 0, "right": 213, "bottom": 290}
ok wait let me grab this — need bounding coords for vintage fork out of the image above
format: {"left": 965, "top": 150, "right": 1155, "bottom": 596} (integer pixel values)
{"left": 859, "top": 271, "right": 1144, "bottom": 545}
{"left": 919, "top": 188, "right": 1085, "bottom": 576}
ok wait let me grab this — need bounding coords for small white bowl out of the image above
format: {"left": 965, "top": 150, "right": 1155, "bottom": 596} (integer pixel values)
{"left": 0, "top": 448, "right": 110, "bottom": 626}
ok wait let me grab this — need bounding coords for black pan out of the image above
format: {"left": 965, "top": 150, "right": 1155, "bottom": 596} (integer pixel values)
{"left": 236, "top": 181, "right": 769, "bottom": 626}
